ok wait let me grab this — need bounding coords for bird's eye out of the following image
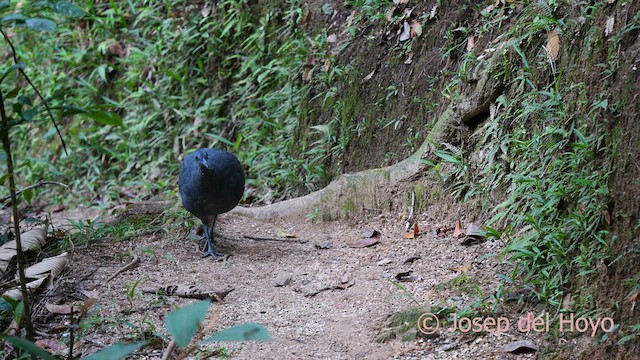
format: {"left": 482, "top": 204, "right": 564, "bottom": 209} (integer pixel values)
{"left": 195, "top": 156, "right": 199, "bottom": 161}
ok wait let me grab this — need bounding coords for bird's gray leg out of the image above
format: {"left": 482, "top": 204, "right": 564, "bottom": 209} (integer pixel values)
{"left": 202, "top": 215, "right": 223, "bottom": 258}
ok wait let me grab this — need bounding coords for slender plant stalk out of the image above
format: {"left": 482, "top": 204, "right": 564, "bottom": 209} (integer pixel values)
{"left": 0, "top": 91, "right": 35, "bottom": 341}
{"left": 0, "top": 28, "right": 68, "bottom": 155}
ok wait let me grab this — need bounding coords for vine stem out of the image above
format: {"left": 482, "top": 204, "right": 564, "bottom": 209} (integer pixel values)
{"left": 0, "top": 88, "right": 35, "bottom": 342}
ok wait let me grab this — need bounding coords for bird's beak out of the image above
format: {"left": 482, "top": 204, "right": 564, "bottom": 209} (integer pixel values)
{"left": 198, "top": 156, "right": 208, "bottom": 169}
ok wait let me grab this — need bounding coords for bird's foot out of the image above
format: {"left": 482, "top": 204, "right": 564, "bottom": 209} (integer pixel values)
{"left": 202, "top": 240, "right": 230, "bottom": 260}
{"left": 202, "top": 248, "right": 226, "bottom": 259}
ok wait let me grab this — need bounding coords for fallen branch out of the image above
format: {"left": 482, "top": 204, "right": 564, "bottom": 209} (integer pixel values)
{"left": 0, "top": 180, "right": 69, "bottom": 204}
{"left": 243, "top": 235, "right": 308, "bottom": 244}
{"left": 105, "top": 255, "right": 140, "bottom": 283}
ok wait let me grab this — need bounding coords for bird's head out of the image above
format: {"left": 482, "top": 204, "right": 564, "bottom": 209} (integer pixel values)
{"left": 194, "top": 150, "right": 209, "bottom": 172}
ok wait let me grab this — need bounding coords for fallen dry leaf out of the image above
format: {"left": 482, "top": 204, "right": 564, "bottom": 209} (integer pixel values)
{"left": 461, "top": 223, "right": 486, "bottom": 245}
{"left": 449, "top": 263, "right": 472, "bottom": 273}
{"left": 403, "top": 222, "right": 419, "bottom": 239}
{"left": 301, "top": 7, "right": 310, "bottom": 26}
{"left": 404, "top": 52, "right": 413, "bottom": 64}
{"left": 22, "top": 252, "right": 69, "bottom": 281}
{"left": 545, "top": 31, "right": 560, "bottom": 61}
{"left": 453, "top": 219, "right": 464, "bottom": 238}
{"left": 605, "top": 16, "right": 615, "bottom": 36}
{"left": 302, "top": 57, "right": 316, "bottom": 81}
{"left": 323, "top": 58, "right": 331, "bottom": 72}
{"left": 0, "top": 226, "right": 48, "bottom": 273}
{"left": 429, "top": 4, "right": 438, "bottom": 19}
{"left": 603, "top": 210, "right": 611, "bottom": 225}
{"left": 350, "top": 237, "right": 379, "bottom": 248}
{"left": 2, "top": 276, "right": 50, "bottom": 300}
{"left": 276, "top": 227, "right": 297, "bottom": 238}
{"left": 45, "top": 303, "right": 78, "bottom": 315}
{"left": 363, "top": 68, "right": 376, "bottom": 82}
{"left": 466, "top": 35, "right": 475, "bottom": 52}
{"left": 562, "top": 293, "right": 575, "bottom": 310}
{"left": 35, "top": 339, "right": 67, "bottom": 356}
{"left": 78, "top": 289, "right": 100, "bottom": 299}
{"left": 363, "top": 229, "right": 380, "bottom": 238}
{"left": 503, "top": 340, "right": 539, "bottom": 354}
{"left": 410, "top": 20, "right": 422, "bottom": 38}
{"left": 143, "top": 284, "right": 234, "bottom": 301}
{"left": 385, "top": 6, "right": 397, "bottom": 21}
{"left": 465, "top": 223, "right": 485, "bottom": 237}
{"left": 399, "top": 21, "right": 411, "bottom": 42}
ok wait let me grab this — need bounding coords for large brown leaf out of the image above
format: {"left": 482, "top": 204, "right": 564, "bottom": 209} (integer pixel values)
{"left": 0, "top": 227, "right": 48, "bottom": 273}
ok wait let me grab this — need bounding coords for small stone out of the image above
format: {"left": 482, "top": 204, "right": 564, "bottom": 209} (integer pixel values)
{"left": 340, "top": 273, "right": 351, "bottom": 284}
{"left": 273, "top": 273, "right": 293, "bottom": 287}
{"left": 315, "top": 241, "right": 333, "bottom": 250}
{"left": 403, "top": 255, "right": 421, "bottom": 264}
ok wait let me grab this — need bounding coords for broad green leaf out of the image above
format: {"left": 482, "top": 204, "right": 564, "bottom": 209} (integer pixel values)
{"left": 166, "top": 300, "right": 210, "bottom": 348}
{"left": 96, "top": 63, "right": 107, "bottom": 82}
{"left": 22, "top": 188, "right": 34, "bottom": 204}
{"left": 1, "top": 13, "right": 26, "bottom": 23}
{"left": 0, "top": 0, "right": 9, "bottom": 10}
{"left": 0, "top": 62, "right": 26, "bottom": 84}
{"left": 433, "top": 150, "right": 461, "bottom": 165}
{"left": 203, "top": 323, "right": 272, "bottom": 342}
{"left": 0, "top": 336, "right": 59, "bottom": 360}
{"left": 24, "top": 18, "right": 56, "bottom": 32}
{"left": 207, "top": 133, "right": 234, "bottom": 146}
{"left": 21, "top": 107, "right": 38, "bottom": 122}
{"left": 50, "top": 1, "right": 86, "bottom": 17}
{"left": 86, "top": 110, "right": 123, "bottom": 127}
{"left": 5, "top": 87, "right": 20, "bottom": 99}
{"left": 57, "top": 106, "right": 123, "bottom": 127}
{"left": 14, "top": 301, "right": 24, "bottom": 326}
{"left": 161, "top": 67, "right": 181, "bottom": 81}
{"left": 17, "top": 95, "right": 32, "bottom": 105}
{"left": 82, "top": 341, "right": 147, "bottom": 360}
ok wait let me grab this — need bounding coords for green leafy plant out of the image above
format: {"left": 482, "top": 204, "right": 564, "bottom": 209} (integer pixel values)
{"left": 164, "top": 299, "right": 271, "bottom": 358}
{"left": 2, "top": 299, "right": 271, "bottom": 359}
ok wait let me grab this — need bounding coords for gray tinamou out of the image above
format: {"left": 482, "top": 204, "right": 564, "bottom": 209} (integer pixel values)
{"left": 179, "top": 148, "right": 245, "bottom": 257}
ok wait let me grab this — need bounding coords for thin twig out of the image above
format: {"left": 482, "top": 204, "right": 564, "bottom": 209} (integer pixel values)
{"left": 0, "top": 66, "right": 35, "bottom": 344}
{"left": 405, "top": 191, "right": 415, "bottom": 232}
{"left": 0, "top": 28, "right": 68, "bottom": 155}
{"left": 68, "top": 304, "right": 75, "bottom": 360}
{"left": 243, "top": 235, "right": 308, "bottom": 244}
{"left": 105, "top": 255, "right": 140, "bottom": 283}
{"left": 161, "top": 340, "right": 177, "bottom": 360}
{"left": 178, "top": 293, "right": 226, "bottom": 359}
{"left": 0, "top": 179, "right": 69, "bottom": 203}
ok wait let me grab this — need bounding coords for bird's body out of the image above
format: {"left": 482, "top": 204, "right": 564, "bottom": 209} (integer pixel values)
{"left": 179, "top": 148, "right": 245, "bottom": 258}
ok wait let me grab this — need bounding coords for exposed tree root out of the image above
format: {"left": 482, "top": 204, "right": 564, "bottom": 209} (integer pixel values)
{"left": 233, "top": 42, "right": 506, "bottom": 221}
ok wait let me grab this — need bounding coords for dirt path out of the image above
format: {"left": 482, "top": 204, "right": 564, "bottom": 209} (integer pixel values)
{"left": 49, "top": 209, "right": 544, "bottom": 359}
